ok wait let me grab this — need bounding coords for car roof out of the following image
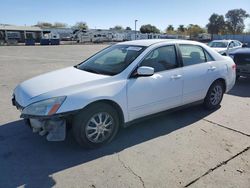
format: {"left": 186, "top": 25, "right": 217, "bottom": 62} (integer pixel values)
{"left": 117, "top": 39, "right": 201, "bottom": 47}
{"left": 119, "top": 39, "right": 225, "bottom": 61}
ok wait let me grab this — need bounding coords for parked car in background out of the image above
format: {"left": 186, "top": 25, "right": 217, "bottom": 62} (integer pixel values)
{"left": 208, "top": 40, "right": 242, "bottom": 56}
{"left": 229, "top": 46, "right": 250, "bottom": 80}
{"left": 12, "top": 39, "right": 236, "bottom": 148}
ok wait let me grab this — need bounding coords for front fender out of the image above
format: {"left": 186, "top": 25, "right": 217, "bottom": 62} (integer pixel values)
{"left": 56, "top": 80, "right": 129, "bottom": 122}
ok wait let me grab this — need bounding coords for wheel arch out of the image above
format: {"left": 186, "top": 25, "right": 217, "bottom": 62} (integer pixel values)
{"left": 82, "top": 99, "right": 125, "bottom": 127}
{"left": 210, "top": 78, "right": 227, "bottom": 93}
{"left": 215, "top": 78, "right": 226, "bottom": 93}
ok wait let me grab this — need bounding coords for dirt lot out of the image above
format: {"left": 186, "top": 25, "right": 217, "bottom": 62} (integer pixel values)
{"left": 0, "top": 45, "right": 250, "bottom": 188}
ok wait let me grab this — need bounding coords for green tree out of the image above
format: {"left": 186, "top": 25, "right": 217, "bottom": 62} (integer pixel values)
{"left": 225, "top": 9, "right": 249, "bottom": 34}
{"left": 166, "top": 25, "right": 175, "bottom": 34}
{"left": 35, "top": 22, "right": 67, "bottom": 28}
{"left": 112, "top": 25, "right": 124, "bottom": 30}
{"left": 247, "top": 23, "right": 250, "bottom": 33}
{"left": 177, "top": 25, "right": 186, "bottom": 33}
{"left": 53, "top": 22, "right": 67, "bottom": 28}
{"left": 140, "top": 24, "right": 160, "bottom": 33}
{"left": 36, "top": 22, "right": 53, "bottom": 28}
{"left": 187, "top": 24, "right": 206, "bottom": 39}
{"left": 125, "top": 26, "right": 132, "bottom": 31}
{"left": 72, "top": 22, "right": 88, "bottom": 30}
{"left": 206, "top": 13, "right": 225, "bottom": 39}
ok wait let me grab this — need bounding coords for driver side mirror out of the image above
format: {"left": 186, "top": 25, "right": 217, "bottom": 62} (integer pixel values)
{"left": 137, "top": 66, "right": 154, "bottom": 77}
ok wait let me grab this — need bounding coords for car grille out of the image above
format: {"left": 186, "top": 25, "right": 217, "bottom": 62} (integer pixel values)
{"left": 234, "top": 54, "right": 250, "bottom": 65}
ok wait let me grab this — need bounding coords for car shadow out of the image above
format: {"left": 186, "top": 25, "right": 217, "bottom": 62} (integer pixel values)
{"left": 0, "top": 105, "right": 217, "bottom": 188}
{"left": 228, "top": 77, "right": 250, "bottom": 97}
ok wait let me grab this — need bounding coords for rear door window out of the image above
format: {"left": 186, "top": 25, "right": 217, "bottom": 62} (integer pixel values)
{"left": 204, "top": 50, "right": 214, "bottom": 62}
{"left": 179, "top": 45, "right": 206, "bottom": 66}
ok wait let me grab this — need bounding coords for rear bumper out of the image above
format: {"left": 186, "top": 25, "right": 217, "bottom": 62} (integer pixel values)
{"left": 236, "top": 69, "right": 250, "bottom": 77}
{"left": 225, "top": 73, "right": 236, "bottom": 93}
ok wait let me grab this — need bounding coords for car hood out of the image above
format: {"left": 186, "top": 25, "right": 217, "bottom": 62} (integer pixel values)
{"left": 14, "top": 67, "right": 109, "bottom": 107}
{"left": 212, "top": 47, "right": 227, "bottom": 53}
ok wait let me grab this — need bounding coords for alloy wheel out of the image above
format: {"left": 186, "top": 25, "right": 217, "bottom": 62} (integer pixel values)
{"left": 85, "top": 112, "right": 114, "bottom": 143}
{"left": 210, "top": 85, "right": 223, "bottom": 105}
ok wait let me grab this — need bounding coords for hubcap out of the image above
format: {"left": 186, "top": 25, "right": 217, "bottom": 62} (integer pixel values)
{"left": 210, "top": 85, "right": 223, "bottom": 105}
{"left": 85, "top": 112, "right": 114, "bottom": 143}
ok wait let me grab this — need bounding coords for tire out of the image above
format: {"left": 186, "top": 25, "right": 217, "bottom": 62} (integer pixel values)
{"left": 204, "top": 81, "right": 224, "bottom": 110}
{"left": 72, "top": 103, "right": 120, "bottom": 148}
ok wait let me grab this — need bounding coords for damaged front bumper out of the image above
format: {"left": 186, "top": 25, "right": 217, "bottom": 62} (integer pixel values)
{"left": 25, "top": 118, "right": 66, "bottom": 141}
{"left": 12, "top": 95, "right": 76, "bottom": 141}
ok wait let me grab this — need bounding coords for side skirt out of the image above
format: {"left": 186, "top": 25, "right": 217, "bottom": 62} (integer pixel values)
{"left": 123, "top": 100, "right": 204, "bottom": 128}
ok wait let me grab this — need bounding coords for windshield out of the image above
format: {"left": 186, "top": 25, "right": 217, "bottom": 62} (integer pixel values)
{"left": 208, "top": 41, "right": 228, "bottom": 48}
{"left": 76, "top": 45, "right": 146, "bottom": 75}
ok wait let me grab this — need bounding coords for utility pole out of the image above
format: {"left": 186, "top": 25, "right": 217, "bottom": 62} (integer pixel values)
{"left": 135, "top": 19, "right": 138, "bottom": 40}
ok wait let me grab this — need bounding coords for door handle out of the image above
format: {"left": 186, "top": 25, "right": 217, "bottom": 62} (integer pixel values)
{"left": 208, "top": 66, "right": 216, "bottom": 71}
{"left": 171, "top": 74, "right": 182, "bottom": 79}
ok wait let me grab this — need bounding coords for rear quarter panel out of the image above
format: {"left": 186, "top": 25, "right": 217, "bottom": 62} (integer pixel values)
{"left": 214, "top": 57, "right": 236, "bottom": 92}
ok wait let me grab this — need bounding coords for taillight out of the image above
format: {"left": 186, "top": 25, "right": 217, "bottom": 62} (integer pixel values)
{"left": 232, "top": 64, "right": 236, "bottom": 70}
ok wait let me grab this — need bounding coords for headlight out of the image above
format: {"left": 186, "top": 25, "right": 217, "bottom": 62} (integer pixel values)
{"left": 22, "top": 96, "right": 66, "bottom": 116}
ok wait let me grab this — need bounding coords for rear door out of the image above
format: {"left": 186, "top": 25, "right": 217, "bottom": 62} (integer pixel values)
{"left": 178, "top": 44, "right": 217, "bottom": 104}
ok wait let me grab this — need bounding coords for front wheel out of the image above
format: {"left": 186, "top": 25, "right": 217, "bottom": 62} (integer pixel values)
{"left": 72, "top": 103, "right": 120, "bottom": 148}
{"left": 204, "top": 81, "right": 224, "bottom": 110}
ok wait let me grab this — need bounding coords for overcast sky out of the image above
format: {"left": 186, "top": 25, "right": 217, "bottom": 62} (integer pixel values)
{"left": 0, "top": 0, "right": 250, "bottom": 31}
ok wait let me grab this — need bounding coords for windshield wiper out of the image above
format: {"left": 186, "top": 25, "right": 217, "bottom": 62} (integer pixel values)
{"left": 75, "top": 66, "right": 115, "bottom": 76}
{"left": 82, "top": 67, "right": 101, "bottom": 74}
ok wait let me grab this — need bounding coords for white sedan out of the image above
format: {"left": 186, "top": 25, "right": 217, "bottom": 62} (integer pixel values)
{"left": 208, "top": 40, "right": 242, "bottom": 55}
{"left": 12, "top": 39, "right": 236, "bottom": 148}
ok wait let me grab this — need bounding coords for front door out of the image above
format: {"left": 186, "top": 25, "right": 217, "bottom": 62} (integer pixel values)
{"left": 127, "top": 45, "right": 183, "bottom": 121}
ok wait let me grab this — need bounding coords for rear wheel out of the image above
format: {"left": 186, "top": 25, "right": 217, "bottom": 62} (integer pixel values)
{"left": 204, "top": 81, "right": 224, "bottom": 110}
{"left": 72, "top": 103, "right": 119, "bottom": 148}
